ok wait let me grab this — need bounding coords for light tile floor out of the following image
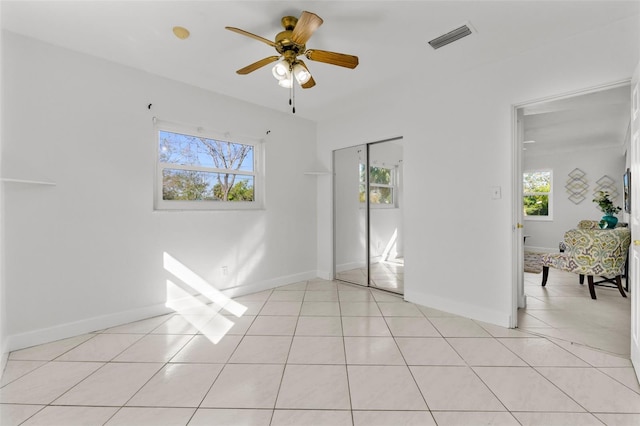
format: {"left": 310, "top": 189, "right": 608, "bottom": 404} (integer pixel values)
{"left": 2, "top": 278, "right": 640, "bottom": 425}
{"left": 522, "top": 268, "right": 632, "bottom": 357}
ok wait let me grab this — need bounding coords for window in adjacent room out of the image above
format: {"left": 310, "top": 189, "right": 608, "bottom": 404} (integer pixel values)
{"left": 523, "top": 170, "right": 552, "bottom": 220}
{"left": 359, "top": 163, "right": 396, "bottom": 207}
{"left": 156, "top": 126, "right": 260, "bottom": 210}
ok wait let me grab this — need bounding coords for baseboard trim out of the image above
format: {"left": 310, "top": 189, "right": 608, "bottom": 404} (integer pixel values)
{"left": 405, "top": 290, "right": 511, "bottom": 328}
{"left": 525, "top": 246, "right": 557, "bottom": 253}
{"left": 336, "top": 262, "right": 366, "bottom": 273}
{"left": 0, "top": 342, "right": 8, "bottom": 376}
{"left": 5, "top": 303, "right": 174, "bottom": 353}
{"left": 6, "top": 270, "right": 321, "bottom": 353}
{"left": 315, "top": 270, "right": 333, "bottom": 281}
{"left": 220, "top": 270, "right": 318, "bottom": 298}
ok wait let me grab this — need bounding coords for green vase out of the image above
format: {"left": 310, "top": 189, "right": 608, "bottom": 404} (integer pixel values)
{"left": 600, "top": 215, "right": 618, "bottom": 229}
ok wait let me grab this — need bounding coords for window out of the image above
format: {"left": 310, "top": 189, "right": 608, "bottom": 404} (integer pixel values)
{"left": 156, "top": 127, "right": 260, "bottom": 210}
{"left": 523, "top": 170, "right": 552, "bottom": 220}
{"left": 359, "top": 163, "right": 396, "bottom": 206}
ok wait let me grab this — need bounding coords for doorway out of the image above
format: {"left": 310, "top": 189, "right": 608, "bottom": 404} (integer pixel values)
{"left": 333, "top": 138, "right": 404, "bottom": 295}
{"left": 513, "top": 82, "right": 632, "bottom": 356}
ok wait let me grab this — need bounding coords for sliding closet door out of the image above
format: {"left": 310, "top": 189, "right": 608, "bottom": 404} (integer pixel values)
{"left": 334, "top": 145, "right": 368, "bottom": 286}
{"left": 368, "top": 140, "right": 404, "bottom": 294}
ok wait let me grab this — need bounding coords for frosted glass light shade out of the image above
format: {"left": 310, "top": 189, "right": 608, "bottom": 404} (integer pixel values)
{"left": 272, "top": 61, "right": 290, "bottom": 81}
{"left": 278, "top": 78, "right": 293, "bottom": 88}
{"left": 292, "top": 63, "right": 311, "bottom": 84}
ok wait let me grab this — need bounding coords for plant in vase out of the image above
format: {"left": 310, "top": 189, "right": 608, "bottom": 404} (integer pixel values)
{"left": 593, "top": 190, "right": 622, "bottom": 228}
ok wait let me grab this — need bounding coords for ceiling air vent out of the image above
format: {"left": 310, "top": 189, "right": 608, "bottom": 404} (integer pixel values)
{"left": 428, "top": 24, "right": 473, "bottom": 50}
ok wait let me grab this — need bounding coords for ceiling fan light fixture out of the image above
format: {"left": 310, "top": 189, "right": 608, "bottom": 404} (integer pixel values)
{"left": 292, "top": 63, "right": 311, "bottom": 85}
{"left": 272, "top": 61, "right": 290, "bottom": 81}
{"left": 278, "top": 78, "right": 293, "bottom": 88}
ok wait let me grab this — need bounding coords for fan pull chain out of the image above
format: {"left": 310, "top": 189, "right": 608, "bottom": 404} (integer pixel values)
{"left": 292, "top": 78, "right": 296, "bottom": 114}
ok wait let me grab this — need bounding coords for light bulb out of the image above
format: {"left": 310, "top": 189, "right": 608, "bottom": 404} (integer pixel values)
{"left": 292, "top": 63, "right": 311, "bottom": 84}
{"left": 272, "top": 61, "right": 290, "bottom": 81}
{"left": 278, "top": 78, "right": 293, "bottom": 88}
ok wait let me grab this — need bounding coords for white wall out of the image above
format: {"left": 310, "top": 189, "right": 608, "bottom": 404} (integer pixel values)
{"left": 317, "top": 15, "right": 640, "bottom": 327}
{"left": 2, "top": 32, "right": 318, "bottom": 351}
{"left": 0, "top": 20, "right": 6, "bottom": 370}
{"left": 524, "top": 147, "right": 626, "bottom": 251}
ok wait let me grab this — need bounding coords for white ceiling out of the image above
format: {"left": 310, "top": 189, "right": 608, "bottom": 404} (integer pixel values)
{"left": 2, "top": 0, "right": 639, "bottom": 125}
{"left": 523, "top": 84, "right": 632, "bottom": 155}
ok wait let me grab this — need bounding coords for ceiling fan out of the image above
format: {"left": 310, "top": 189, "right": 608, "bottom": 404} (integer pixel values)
{"left": 225, "top": 11, "right": 359, "bottom": 94}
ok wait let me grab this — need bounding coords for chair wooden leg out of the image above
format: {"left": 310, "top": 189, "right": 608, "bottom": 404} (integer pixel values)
{"left": 579, "top": 274, "right": 584, "bottom": 285}
{"left": 587, "top": 276, "right": 597, "bottom": 299}
{"left": 615, "top": 275, "right": 627, "bottom": 298}
{"left": 541, "top": 266, "right": 549, "bottom": 287}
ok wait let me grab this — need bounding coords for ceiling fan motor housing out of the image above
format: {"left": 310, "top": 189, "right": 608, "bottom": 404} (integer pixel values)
{"left": 275, "top": 17, "right": 306, "bottom": 59}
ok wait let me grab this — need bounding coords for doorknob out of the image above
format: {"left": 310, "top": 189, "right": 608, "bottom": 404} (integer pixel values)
{"left": 517, "top": 223, "right": 524, "bottom": 229}
{"left": 634, "top": 240, "right": 640, "bottom": 246}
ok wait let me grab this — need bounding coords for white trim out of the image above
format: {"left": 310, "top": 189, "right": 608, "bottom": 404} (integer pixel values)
{"left": 525, "top": 246, "right": 559, "bottom": 254}
{"left": 315, "top": 269, "right": 333, "bottom": 281}
{"left": 405, "top": 289, "right": 511, "bottom": 328}
{"left": 154, "top": 121, "right": 264, "bottom": 211}
{"left": 0, "top": 343, "right": 8, "bottom": 378}
{"left": 219, "top": 270, "right": 318, "bottom": 299}
{"left": 336, "top": 261, "right": 367, "bottom": 273}
{"left": 5, "top": 270, "right": 320, "bottom": 352}
{"left": 1, "top": 178, "right": 56, "bottom": 186}
{"left": 632, "top": 84, "right": 638, "bottom": 120}
{"left": 512, "top": 79, "right": 631, "bottom": 110}
{"left": 512, "top": 107, "right": 524, "bottom": 323}
{"left": 6, "top": 303, "right": 173, "bottom": 353}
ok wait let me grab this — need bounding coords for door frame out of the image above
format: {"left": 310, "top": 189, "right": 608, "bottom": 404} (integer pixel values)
{"left": 511, "top": 79, "right": 632, "bottom": 329}
{"left": 629, "top": 63, "right": 640, "bottom": 380}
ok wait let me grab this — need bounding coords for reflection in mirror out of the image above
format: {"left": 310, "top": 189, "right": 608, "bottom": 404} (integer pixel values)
{"left": 334, "top": 145, "right": 368, "bottom": 286}
{"left": 369, "top": 140, "right": 404, "bottom": 294}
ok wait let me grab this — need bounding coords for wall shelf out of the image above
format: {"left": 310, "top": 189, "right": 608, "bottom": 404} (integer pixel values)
{"left": 303, "top": 171, "right": 331, "bottom": 176}
{"left": 1, "top": 178, "right": 56, "bottom": 186}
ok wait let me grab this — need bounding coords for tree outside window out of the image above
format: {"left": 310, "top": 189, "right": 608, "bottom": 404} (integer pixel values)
{"left": 156, "top": 129, "right": 259, "bottom": 210}
{"left": 359, "top": 163, "right": 395, "bottom": 205}
{"left": 523, "top": 170, "right": 552, "bottom": 219}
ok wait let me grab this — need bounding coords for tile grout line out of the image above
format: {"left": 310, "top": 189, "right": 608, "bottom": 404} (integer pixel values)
{"left": 16, "top": 314, "right": 178, "bottom": 424}
{"left": 371, "top": 288, "right": 436, "bottom": 420}
{"left": 334, "top": 281, "right": 356, "bottom": 426}
{"left": 268, "top": 280, "right": 305, "bottom": 424}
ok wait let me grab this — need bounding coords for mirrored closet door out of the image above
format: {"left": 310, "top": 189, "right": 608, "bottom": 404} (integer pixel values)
{"left": 333, "top": 138, "right": 404, "bottom": 294}
{"left": 334, "top": 145, "right": 368, "bottom": 286}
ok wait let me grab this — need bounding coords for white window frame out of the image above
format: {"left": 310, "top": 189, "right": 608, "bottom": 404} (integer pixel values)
{"left": 154, "top": 122, "right": 263, "bottom": 211}
{"left": 360, "top": 163, "right": 398, "bottom": 209}
{"left": 523, "top": 169, "right": 553, "bottom": 221}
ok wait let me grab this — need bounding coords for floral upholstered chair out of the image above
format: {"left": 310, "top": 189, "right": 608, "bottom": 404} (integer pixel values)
{"left": 540, "top": 227, "right": 631, "bottom": 299}
{"left": 558, "top": 220, "right": 627, "bottom": 251}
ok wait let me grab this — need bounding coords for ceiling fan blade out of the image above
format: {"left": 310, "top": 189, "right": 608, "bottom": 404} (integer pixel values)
{"left": 291, "top": 11, "right": 323, "bottom": 45}
{"left": 236, "top": 56, "right": 280, "bottom": 75}
{"left": 305, "top": 49, "right": 359, "bottom": 69}
{"left": 225, "top": 27, "right": 276, "bottom": 47}
{"left": 301, "top": 75, "right": 316, "bottom": 89}
{"left": 297, "top": 61, "right": 316, "bottom": 89}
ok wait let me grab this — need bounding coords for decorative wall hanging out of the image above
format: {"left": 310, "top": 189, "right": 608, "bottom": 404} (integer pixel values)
{"left": 594, "top": 175, "right": 619, "bottom": 200}
{"left": 565, "top": 168, "right": 588, "bottom": 204}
